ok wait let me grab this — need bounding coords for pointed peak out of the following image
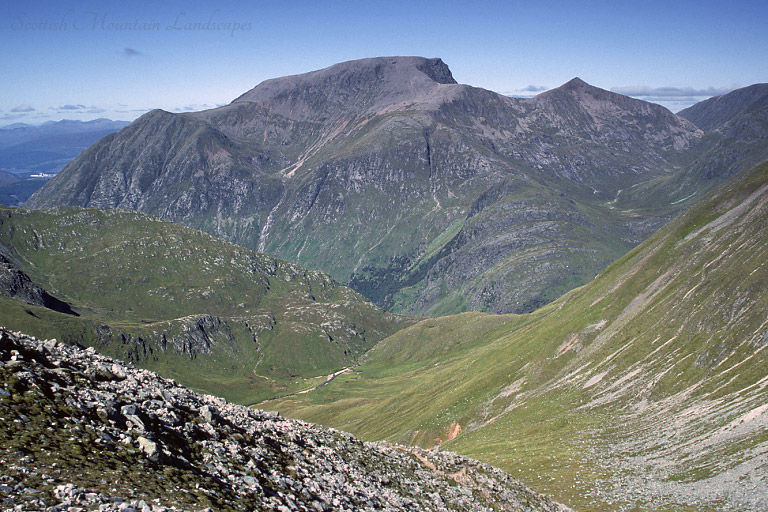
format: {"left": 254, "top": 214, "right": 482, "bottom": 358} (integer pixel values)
{"left": 558, "top": 77, "right": 600, "bottom": 93}
{"left": 535, "top": 77, "right": 606, "bottom": 100}
{"left": 539, "top": 77, "right": 625, "bottom": 102}
{"left": 139, "top": 108, "right": 174, "bottom": 119}
{"left": 564, "top": 77, "right": 589, "bottom": 88}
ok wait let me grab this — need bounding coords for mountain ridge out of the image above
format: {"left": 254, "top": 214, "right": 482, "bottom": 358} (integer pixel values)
{"left": 676, "top": 83, "right": 768, "bottom": 184}
{"left": 678, "top": 83, "right": 768, "bottom": 131}
{"left": 25, "top": 57, "right": 766, "bottom": 317}
{"left": 232, "top": 56, "right": 460, "bottom": 120}
{"left": 535, "top": 75, "right": 702, "bottom": 149}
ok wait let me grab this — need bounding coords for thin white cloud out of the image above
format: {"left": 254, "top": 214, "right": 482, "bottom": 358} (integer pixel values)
{"left": 51, "top": 104, "right": 107, "bottom": 114}
{"left": 1, "top": 113, "right": 33, "bottom": 122}
{"left": 115, "top": 107, "right": 153, "bottom": 114}
{"left": 611, "top": 85, "right": 737, "bottom": 100}
{"left": 171, "top": 103, "right": 215, "bottom": 112}
{"left": 500, "top": 85, "right": 551, "bottom": 98}
{"left": 11, "top": 104, "right": 35, "bottom": 113}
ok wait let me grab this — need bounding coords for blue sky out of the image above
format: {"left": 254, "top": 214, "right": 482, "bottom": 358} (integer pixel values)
{"left": 1, "top": 0, "right": 766, "bottom": 124}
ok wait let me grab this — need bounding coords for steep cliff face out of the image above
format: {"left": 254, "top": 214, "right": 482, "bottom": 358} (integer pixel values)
{"left": 27, "top": 57, "right": 759, "bottom": 316}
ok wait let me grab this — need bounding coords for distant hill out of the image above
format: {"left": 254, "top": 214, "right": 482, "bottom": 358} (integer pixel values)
{"left": 0, "top": 118, "right": 129, "bottom": 172}
{"left": 0, "top": 206, "right": 411, "bottom": 403}
{"left": 0, "top": 119, "right": 129, "bottom": 206}
{"left": 267, "top": 158, "right": 768, "bottom": 512}
{"left": 0, "top": 169, "right": 18, "bottom": 186}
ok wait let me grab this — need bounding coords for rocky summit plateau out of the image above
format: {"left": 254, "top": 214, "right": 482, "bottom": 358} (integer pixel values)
{"left": 0, "top": 327, "right": 570, "bottom": 512}
{"left": 26, "top": 58, "right": 768, "bottom": 317}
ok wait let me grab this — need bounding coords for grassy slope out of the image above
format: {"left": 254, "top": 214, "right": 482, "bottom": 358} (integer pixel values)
{"left": 0, "top": 206, "right": 412, "bottom": 403}
{"left": 264, "top": 160, "right": 768, "bottom": 511}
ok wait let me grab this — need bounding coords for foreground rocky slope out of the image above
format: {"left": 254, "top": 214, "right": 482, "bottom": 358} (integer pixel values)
{"left": 28, "top": 56, "right": 732, "bottom": 317}
{"left": 0, "top": 206, "right": 410, "bottom": 403}
{"left": 267, "top": 159, "right": 768, "bottom": 511}
{"left": 0, "top": 327, "right": 570, "bottom": 512}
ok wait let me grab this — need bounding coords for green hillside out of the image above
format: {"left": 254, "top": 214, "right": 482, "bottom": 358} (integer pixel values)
{"left": 0, "top": 206, "right": 411, "bottom": 403}
{"left": 264, "top": 159, "right": 768, "bottom": 511}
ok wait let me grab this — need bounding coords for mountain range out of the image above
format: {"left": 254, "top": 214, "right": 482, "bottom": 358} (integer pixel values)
{"left": 0, "top": 118, "right": 129, "bottom": 172}
{"left": 0, "top": 118, "right": 129, "bottom": 206}
{"left": 4, "top": 56, "right": 768, "bottom": 511}
{"left": 27, "top": 58, "right": 768, "bottom": 316}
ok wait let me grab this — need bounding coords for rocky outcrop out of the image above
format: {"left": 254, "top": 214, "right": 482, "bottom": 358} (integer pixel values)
{"left": 0, "top": 327, "right": 570, "bottom": 512}
{"left": 0, "top": 252, "right": 77, "bottom": 316}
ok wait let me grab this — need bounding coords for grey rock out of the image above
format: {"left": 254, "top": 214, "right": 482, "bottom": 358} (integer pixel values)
{"left": 0, "top": 252, "right": 78, "bottom": 316}
{"left": 199, "top": 405, "right": 214, "bottom": 423}
{"left": 136, "top": 436, "right": 158, "bottom": 462}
